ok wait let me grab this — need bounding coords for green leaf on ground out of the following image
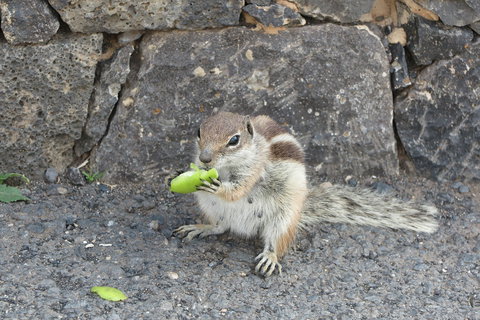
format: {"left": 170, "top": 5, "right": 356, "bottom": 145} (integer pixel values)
{"left": 90, "top": 286, "right": 127, "bottom": 302}
{"left": 0, "top": 173, "right": 30, "bottom": 184}
{"left": 0, "top": 184, "right": 30, "bottom": 203}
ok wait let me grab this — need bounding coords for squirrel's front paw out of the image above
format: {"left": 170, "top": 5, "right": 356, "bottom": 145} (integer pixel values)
{"left": 255, "top": 251, "right": 282, "bottom": 277}
{"left": 197, "top": 178, "right": 222, "bottom": 194}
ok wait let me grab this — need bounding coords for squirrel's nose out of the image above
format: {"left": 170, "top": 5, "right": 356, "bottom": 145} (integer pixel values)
{"left": 199, "top": 149, "right": 213, "bottom": 164}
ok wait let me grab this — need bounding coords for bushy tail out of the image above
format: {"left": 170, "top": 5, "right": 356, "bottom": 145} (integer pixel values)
{"left": 300, "top": 184, "right": 438, "bottom": 233}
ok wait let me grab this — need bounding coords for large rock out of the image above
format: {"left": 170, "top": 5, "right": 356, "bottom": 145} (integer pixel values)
{"left": 94, "top": 25, "right": 397, "bottom": 183}
{"left": 0, "top": 0, "right": 59, "bottom": 44}
{"left": 0, "top": 34, "right": 103, "bottom": 178}
{"left": 75, "top": 44, "right": 135, "bottom": 156}
{"left": 471, "top": 21, "right": 480, "bottom": 34}
{"left": 403, "top": 16, "right": 474, "bottom": 66}
{"left": 290, "top": 0, "right": 375, "bottom": 23}
{"left": 420, "top": 0, "right": 480, "bottom": 27}
{"left": 395, "top": 40, "right": 480, "bottom": 183}
{"left": 47, "top": 0, "right": 244, "bottom": 33}
{"left": 466, "top": 0, "right": 480, "bottom": 13}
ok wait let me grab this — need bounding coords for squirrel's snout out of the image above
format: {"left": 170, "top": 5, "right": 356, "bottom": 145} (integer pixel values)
{"left": 199, "top": 149, "right": 213, "bottom": 164}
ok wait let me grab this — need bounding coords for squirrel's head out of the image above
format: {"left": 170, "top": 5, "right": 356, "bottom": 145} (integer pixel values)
{"left": 196, "top": 112, "right": 255, "bottom": 168}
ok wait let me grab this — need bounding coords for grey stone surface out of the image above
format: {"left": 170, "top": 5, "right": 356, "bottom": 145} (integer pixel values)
{"left": 395, "top": 39, "right": 480, "bottom": 183}
{"left": 75, "top": 44, "right": 135, "bottom": 156}
{"left": 47, "top": 0, "right": 244, "bottom": 33}
{"left": 0, "top": 0, "right": 59, "bottom": 44}
{"left": 421, "top": 0, "right": 480, "bottom": 27}
{"left": 290, "top": 0, "right": 375, "bottom": 23}
{"left": 471, "top": 21, "right": 480, "bottom": 34}
{"left": 0, "top": 33, "right": 103, "bottom": 178}
{"left": 246, "top": 0, "right": 271, "bottom": 5}
{"left": 0, "top": 177, "right": 477, "bottom": 319}
{"left": 403, "top": 16, "right": 474, "bottom": 65}
{"left": 94, "top": 25, "right": 397, "bottom": 183}
{"left": 466, "top": 0, "right": 480, "bottom": 13}
{"left": 243, "top": 4, "right": 306, "bottom": 27}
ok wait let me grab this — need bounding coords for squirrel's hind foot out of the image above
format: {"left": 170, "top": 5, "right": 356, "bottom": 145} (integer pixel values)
{"left": 255, "top": 251, "right": 282, "bottom": 277}
{"left": 174, "top": 224, "right": 225, "bottom": 242}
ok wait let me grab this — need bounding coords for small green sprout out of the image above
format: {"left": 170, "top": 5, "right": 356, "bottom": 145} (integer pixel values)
{"left": 81, "top": 169, "right": 105, "bottom": 183}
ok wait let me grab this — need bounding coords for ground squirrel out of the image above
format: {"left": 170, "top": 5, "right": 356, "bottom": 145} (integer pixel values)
{"left": 174, "top": 112, "right": 438, "bottom": 277}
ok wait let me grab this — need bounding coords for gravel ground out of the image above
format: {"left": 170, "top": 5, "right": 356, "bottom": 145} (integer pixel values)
{"left": 0, "top": 175, "right": 478, "bottom": 319}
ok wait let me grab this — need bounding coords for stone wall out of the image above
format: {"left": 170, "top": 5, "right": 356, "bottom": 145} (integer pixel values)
{"left": 0, "top": 0, "right": 478, "bottom": 184}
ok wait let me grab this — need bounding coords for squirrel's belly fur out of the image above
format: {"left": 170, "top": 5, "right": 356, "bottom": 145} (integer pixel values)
{"left": 195, "top": 161, "right": 307, "bottom": 238}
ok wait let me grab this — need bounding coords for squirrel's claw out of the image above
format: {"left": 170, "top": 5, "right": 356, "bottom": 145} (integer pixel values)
{"left": 255, "top": 251, "right": 282, "bottom": 277}
{"left": 197, "top": 178, "right": 222, "bottom": 193}
{"left": 174, "top": 224, "right": 203, "bottom": 242}
{"left": 174, "top": 224, "right": 225, "bottom": 242}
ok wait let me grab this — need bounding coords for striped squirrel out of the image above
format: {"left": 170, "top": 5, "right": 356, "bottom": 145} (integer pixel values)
{"left": 174, "top": 112, "right": 438, "bottom": 277}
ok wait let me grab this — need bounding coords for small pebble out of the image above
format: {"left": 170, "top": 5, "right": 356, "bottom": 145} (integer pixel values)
{"left": 57, "top": 187, "right": 68, "bottom": 195}
{"left": 452, "top": 182, "right": 469, "bottom": 193}
{"left": 166, "top": 271, "right": 179, "bottom": 280}
{"left": 46, "top": 184, "right": 69, "bottom": 196}
{"left": 371, "top": 181, "right": 394, "bottom": 194}
{"left": 413, "top": 263, "right": 429, "bottom": 271}
{"left": 98, "top": 184, "right": 110, "bottom": 193}
{"left": 27, "top": 222, "right": 45, "bottom": 234}
{"left": 20, "top": 188, "right": 32, "bottom": 196}
{"left": 149, "top": 220, "right": 160, "bottom": 231}
{"left": 451, "top": 182, "right": 463, "bottom": 189}
{"left": 85, "top": 243, "right": 94, "bottom": 248}
{"left": 438, "top": 192, "right": 454, "bottom": 204}
{"left": 65, "top": 167, "right": 86, "bottom": 186}
{"left": 347, "top": 178, "right": 358, "bottom": 187}
{"left": 118, "top": 30, "right": 143, "bottom": 44}
{"left": 44, "top": 168, "right": 58, "bottom": 183}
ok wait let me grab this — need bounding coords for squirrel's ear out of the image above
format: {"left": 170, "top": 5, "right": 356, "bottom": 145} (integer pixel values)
{"left": 244, "top": 116, "right": 254, "bottom": 136}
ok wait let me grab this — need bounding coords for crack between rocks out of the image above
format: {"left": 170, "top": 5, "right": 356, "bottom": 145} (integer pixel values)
{"left": 44, "top": 0, "right": 72, "bottom": 33}
{"left": 69, "top": 42, "right": 105, "bottom": 168}
{"left": 392, "top": 116, "right": 416, "bottom": 176}
{"left": 70, "top": 33, "right": 144, "bottom": 167}
{"left": 97, "top": 34, "right": 144, "bottom": 147}
{"left": 391, "top": 59, "right": 418, "bottom": 177}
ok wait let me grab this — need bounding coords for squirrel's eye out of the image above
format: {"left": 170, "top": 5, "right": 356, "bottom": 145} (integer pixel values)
{"left": 197, "top": 128, "right": 201, "bottom": 139}
{"left": 227, "top": 135, "right": 240, "bottom": 146}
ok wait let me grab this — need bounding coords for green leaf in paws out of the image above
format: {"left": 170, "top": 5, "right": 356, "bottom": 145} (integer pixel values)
{"left": 90, "top": 286, "right": 127, "bottom": 301}
{"left": 169, "top": 163, "right": 219, "bottom": 194}
{"left": 0, "top": 184, "right": 29, "bottom": 203}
